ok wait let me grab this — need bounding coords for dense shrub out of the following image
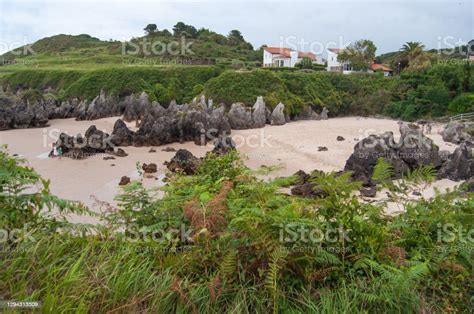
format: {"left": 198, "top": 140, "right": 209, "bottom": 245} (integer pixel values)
{"left": 448, "top": 93, "right": 474, "bottom": 114}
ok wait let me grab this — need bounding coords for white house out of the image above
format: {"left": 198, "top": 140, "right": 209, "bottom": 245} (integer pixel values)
{"left": 263, "top": 47, "right": 298, "bottom": 67}
{"left": 327, "top": 48, "right": 353, "bottom": 74}
{"left": 327, "top": 48, "right": 392, "bottom": 75}
{"left": 263, "top": 47, "right": 316, "bottom": 67}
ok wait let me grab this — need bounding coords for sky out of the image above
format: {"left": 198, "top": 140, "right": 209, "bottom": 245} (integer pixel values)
{"left": 0, "top": 0, "right": 472, "bottom": 55}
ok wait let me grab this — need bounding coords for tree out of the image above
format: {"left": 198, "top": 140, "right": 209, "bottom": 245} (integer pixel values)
{"left": 400, "top": 42, "right": 426, "bottom": 69}
{"left": 337, "top": 39, "right": 376, "bottom": 71}
{"left": 143, "top": 24, "right": 157, "bottom": 35}
{"left": 173, "top": 22, "right": 197, "bottom": 38}
{"left": 228, "top": 30, "right": 244, "bottom": 46}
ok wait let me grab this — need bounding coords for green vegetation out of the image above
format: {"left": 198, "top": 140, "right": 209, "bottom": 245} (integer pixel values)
{"left": 0, "top": 148, "right": 472, "bottom": 313}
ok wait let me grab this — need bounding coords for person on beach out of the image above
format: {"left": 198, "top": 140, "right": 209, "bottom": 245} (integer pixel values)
{"left": 57, "top": 146, "right": 63, "bottom": 159}
{"left": 426, "top": 123, "right": 432, "bottom": 134}
{"left": 51, "top": 143, "right": 58, "bottom": 158}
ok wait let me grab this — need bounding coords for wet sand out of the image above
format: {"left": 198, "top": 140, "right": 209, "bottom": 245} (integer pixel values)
{"left": 0, "top": 116, "right": 461, "bottom": 220}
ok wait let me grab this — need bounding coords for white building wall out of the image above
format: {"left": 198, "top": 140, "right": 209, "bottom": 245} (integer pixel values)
{"left": 327, "top": 50, "right": 341, "bottom": 72}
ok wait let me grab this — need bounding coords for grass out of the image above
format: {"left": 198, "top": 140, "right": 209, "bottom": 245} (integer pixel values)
{"left": 0, "top": 148, "right": 472, "bottom": 313}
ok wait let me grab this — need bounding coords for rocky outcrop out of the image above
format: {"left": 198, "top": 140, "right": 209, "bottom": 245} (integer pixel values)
{"left": 290, "top": 170, "right": 328, "bottom": 198}
{"left": 270, "top": 102, "right": 286, "bottom": 126}
{"left": 0, "top": 96, "right": 51, "bottom": 129}
{"left": 164, "top": 149, "right": 201, "bottom": 175}
{"left": 344, "top": 123, "right": 442, "bottom": 185}
{"left": 113, "top": 102, "right": 231, "bottom": 147}
{"left": 228, "top": 103, "right": 252, "bottom": 129}
{"left": 441, "top": 122, "right": 471, "bottom": 144}
{"left": 53, "top": 125, "right": 114, "bottom": 159}
{"left": 252, "top": 96, "right": 267, "bottom": 128}
{"left": 295, "top": 106, "right": 320, "bottom": 121}
{"left": 437, "top": 143, "right": 474, "bottom": 181}
{"left": 76, "top": 90, "right": 122, "bottom": 121}
{"left": 320, "top": 107, "right": 329, "bottom": 120}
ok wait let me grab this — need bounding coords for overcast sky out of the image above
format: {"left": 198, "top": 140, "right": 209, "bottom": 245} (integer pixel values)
{"left": 0, "top": 0, "right": 472, "bottom": 55}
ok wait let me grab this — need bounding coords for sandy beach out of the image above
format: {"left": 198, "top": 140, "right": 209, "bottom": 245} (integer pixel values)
{"left": 0, "top": 116, "right": 461, "bottom": 221}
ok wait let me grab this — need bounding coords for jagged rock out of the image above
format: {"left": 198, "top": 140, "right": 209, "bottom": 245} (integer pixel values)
{"left": 142, "top": 163, "right": 158, "bottom": 174}
{"left": 337, "top": 136, "right": 345, "bottom": 141}
{"left": 252, "top": 96, "right": 267, "bottom": 128}
{"left": 118, "top": 176, "right": 131, "bottom": 186}
{"left": 122, "top": 92, "right": 150, "bottom": 122}
{"left": 212, "top": 135, "right": 236, "bottom": 155}
{"left": 441, "top": 122, "right": 471, "bottom": 144}
{"left": 320, "top": 107, "right": 329, "bottom": 120}
{"left": 318, "top": 146, "right": 328, "bottom": 151}
{"left": 344, "top": 123, "right": 446, "bottom": 185}
{"left": 54, "top": 125, "right": 113, "bottom": 159}
{"left": 295, "top": 106, "right": 320, "bottom": 120}
{"left": 0, "top": 96, "right": 14, "bottom": 130}
{"left": 438, "top": 143, "right": 474, "bottom": 181}
{"left": 228, "top": 103, "right": 252, "bottom": 129}
{"left": 109, "top": 119, "right": 135, "bottom": 146}
{"left": 164, "top": 149, "right": 201, "bottom": 175}
{"left": 344, "top": 132, "right": 409, "bottom": 185}
{"left": 360, "top": 186, "right": 377, "bottom": 198}
{"left": 270, "top": 103, "right": 286, "bottom": 126}
{"left": 76, "top": 90, "right": 122, "bottom": 121}
{"left": 114, "top": 148, "right": 128, "bottom": 157}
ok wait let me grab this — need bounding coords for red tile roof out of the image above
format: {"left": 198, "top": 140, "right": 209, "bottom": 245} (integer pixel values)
{"left": 328, "top": 48, "right": 344, "bottom": 54}
{"left": 263, "top": 47, "right": 293, "bottom": 57}
{"left": 371, "top": 63, "right": 392, "bottom": 72}
{"left": 469, "top": 55, "right": 474, "bottom": 61}
{"left": 298, "top": 52, "right": 316, "bottom": 60}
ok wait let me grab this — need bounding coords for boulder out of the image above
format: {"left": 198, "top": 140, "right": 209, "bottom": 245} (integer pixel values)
{"left": 54, "top": 125, "right": 113, "bottom": 159}
{"left": 114, "top": 148, "right": 128, "bottom": 157}
{"left": 119, "top": 176, "right": 131, "bottom": 186}
{"left": 337, "top": 136, "right": 345, "bottom": 141}
{"left": 142, "top": 163, "right": 158, "bottom": 174}
{"left": 320, "top": 107, "right": 329, "bottom": 120}
{"left": 109, "top": 119, "right": 135, "bottom": 146}
{"left": 438, "top": 143, "right": 474, "bottom": 181}
{"left": 360, "top": 186, "right": 377, "bottom": 198}
{"left": 164, "top": 149, "right": 201, "bottom": 175}
{"left": 228, "top": 103, "right": 252, "bottom": 129}
{"left": 212, "top": 135, "right": 236, "bottom": 155}
{"left": 441, "top": 122, "right": 471, "bottom": 144}
{"left": 318, "top": 146, "right": 328, "bottom": 152}
{"left": 252, "top": 96, "right": 267, "bottom": 128}
{"left": 270, "top": 102, "right": 286, "bottom": 126}
{"left": 295, "top": 106, "right": 320, "bottom": 120}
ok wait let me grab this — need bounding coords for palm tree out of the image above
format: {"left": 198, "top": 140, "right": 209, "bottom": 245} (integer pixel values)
{"left": 400, "top": 42, "right": 425, "bottom": 62}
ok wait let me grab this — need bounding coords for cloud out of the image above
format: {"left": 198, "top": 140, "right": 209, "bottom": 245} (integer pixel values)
{"left": 0, "top": 0, "right": 472, "bottom": 55}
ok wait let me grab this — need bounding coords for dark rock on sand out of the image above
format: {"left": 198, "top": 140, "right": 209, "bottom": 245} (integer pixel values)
{"left": 119, "top": 176, "right": 131, "bottom": 186}
{"left": 164, "top": 149, "right": 201, "bottom": 175}
{"left": 142, "top": 163, "right": 158, "bottom": 174}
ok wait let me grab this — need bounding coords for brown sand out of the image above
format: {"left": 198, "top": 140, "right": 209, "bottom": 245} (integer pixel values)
{"left": 0, "top": 116, "right": 461, "bottom": 221}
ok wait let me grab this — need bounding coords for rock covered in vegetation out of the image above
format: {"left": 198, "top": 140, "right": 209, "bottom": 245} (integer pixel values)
{"left": 290, "top": 170, "right": 329, "bottom": 198}
{"left": 441, "top": 122, "right": 471, "bottom": 144}
{"left": 164, "top": 149, "right": 202, "bottom": 175}
{"left": 345, "top": 122, "right": 472, "bottom": 184}
{"left": 270, "top": 102, "right": 286, "bottom": 126}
